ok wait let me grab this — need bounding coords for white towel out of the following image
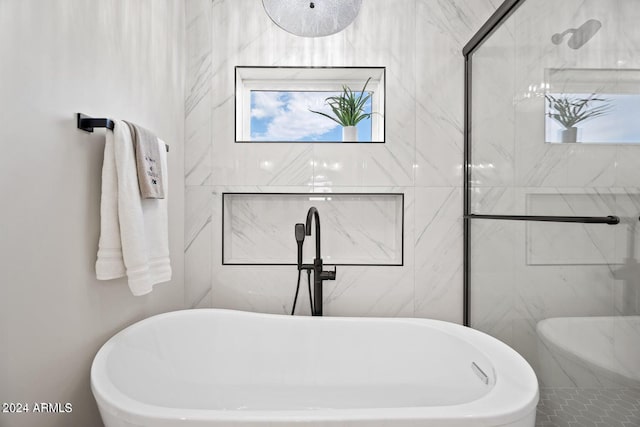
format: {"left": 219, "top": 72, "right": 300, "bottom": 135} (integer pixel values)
{"left": 95, "top": 120, "right": 171, "bottom": 295}
{"left": 95, "top": 127, "right": 125, "bottom": 280}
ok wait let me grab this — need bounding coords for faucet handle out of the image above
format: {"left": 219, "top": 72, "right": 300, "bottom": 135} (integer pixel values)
{"left": 325, "top": 266, "right": 336, "bottom": 280}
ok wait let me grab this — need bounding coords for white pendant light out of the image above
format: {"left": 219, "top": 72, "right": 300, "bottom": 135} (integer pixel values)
{"left": 263, "top": 0, "right": 363, "bottom": 37}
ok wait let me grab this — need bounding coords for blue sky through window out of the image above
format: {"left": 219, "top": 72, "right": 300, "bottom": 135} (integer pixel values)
{"left": 250, "top": 91, "right": 373, "bottom": 142}
{"left": 546, "top": 93, "right": 640, "bottom": 143}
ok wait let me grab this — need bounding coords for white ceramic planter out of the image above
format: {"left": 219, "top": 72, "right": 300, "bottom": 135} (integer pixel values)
{"left": 342, "top": 126, "right": 357, "bottom": 142}
{"left": 560, "top": 126, "right": 578, "bottom": 143}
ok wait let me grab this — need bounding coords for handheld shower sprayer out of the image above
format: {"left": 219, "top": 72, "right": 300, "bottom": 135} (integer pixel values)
{"left": 292, "top": 223, "right": 313, "bottom": 315}
{"left": 295, "top": 223, "right": 305, "bottom": 270}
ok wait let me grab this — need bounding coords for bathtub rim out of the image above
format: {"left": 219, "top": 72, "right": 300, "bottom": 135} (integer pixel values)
{"left": 91, "top": 309, "right": 539, "bottom": 425}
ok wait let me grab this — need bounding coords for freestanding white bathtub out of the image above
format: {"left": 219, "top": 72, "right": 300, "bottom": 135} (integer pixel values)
{"left": 91, "top": 309, "right": 538, "bottom": 427}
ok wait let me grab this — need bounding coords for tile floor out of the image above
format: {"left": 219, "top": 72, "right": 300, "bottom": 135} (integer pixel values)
{"left": 535, "top": 388, "right": 640, "bottom": 427}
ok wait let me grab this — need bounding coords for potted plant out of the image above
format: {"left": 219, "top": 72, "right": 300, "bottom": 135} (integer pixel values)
{"left": 310, "top": 78, "right": 373, "bottom": 142}
{"left": 545, "top": 93, "right": 611, "bottom": 143}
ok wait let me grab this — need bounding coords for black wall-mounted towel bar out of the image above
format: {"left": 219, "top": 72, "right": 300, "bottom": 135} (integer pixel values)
{"left": 76, "top": 113, "right": 169, "bottom": 152}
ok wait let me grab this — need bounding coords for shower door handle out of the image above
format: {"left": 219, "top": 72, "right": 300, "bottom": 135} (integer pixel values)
{"left": 465, "top": 214, "right": 619, "bottom": 225}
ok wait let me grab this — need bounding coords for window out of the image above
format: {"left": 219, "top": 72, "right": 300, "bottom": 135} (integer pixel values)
{"left": 235, "top": 66, "right": 385, "bottom": 143}
{"left": 544, "top": 68, "right": 640, "bottom": 144}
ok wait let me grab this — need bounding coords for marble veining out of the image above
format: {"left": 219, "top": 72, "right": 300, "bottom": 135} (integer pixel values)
{"left": 185, "top": 186, "right": 214, "bottom": 308}
{"left": 222, "top": 193, "right": 403, "bottom": 265}
{"left": 185, "top": 0, "right": 213, "bottom": 186}
{"left": 416, "top": 0, "right": 503, "bottom": 188}
{"left": 184, "top": 0, "right": 498, "bottom": 318}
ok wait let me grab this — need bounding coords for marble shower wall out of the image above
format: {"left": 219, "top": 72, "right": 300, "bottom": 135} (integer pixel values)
{"left": 471, "top": 0, "right": 640, "bottom": 196}
{"left": 185, "top": 0, "right": 498, "bottom": 320}
{"left": 468, "top": 0, "right": 640, "bottom": 387}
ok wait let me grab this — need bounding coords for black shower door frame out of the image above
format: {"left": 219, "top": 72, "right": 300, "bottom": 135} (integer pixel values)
{"left": 461, "top": 0, "right": 620, "bottom": 326}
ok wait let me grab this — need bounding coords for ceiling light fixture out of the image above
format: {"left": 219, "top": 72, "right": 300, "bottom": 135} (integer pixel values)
{"left": 262, "top": 0, "right": 363, "bottom": 38}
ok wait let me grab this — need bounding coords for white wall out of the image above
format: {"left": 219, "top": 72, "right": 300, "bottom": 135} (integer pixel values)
{"left": 184, "top": 0, "right": 499, "bottom": 319}
{"left": 0, "top": 2, "right": 185, "bottom": 426}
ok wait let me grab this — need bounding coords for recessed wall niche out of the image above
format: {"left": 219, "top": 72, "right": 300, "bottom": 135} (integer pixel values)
{"left": 222, "top": 193, "right": 403, "bottom": 265}
{"left": 235, "top": 66, "right": 385, "bottom": 143}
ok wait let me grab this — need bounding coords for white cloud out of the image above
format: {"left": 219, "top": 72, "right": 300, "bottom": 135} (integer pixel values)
{"left": 251, "top": 92, "right": 286, "bottom": 119}
{"left": 251, "top": 92, "right": 341, "bottom": 141}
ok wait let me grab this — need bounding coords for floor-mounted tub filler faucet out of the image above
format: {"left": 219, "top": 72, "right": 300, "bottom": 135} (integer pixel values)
{"left": 291, "top": 207, "right": 336, "bottom": 316}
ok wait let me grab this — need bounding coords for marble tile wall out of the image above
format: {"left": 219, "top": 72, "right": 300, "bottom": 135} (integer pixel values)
{"left": 222, "top": 193, "right": 404, "bottom": 265}
{"left": 472, "top": 0, "right": 640, "bottom": 202}
{"left": 184, "top": 0, "right": 499, "bottom": 320}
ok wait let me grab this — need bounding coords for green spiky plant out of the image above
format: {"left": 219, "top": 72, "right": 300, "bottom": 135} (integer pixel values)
{"left": 545, "top": 93, "right": 611, "bottom": 129}
{"left": 309, "top": 78, "right": 373, "bottom": 126}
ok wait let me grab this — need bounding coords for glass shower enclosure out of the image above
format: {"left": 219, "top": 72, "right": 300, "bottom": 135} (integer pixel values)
{"left": 464, "top": 0, "right": 640, "bottom": 425}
